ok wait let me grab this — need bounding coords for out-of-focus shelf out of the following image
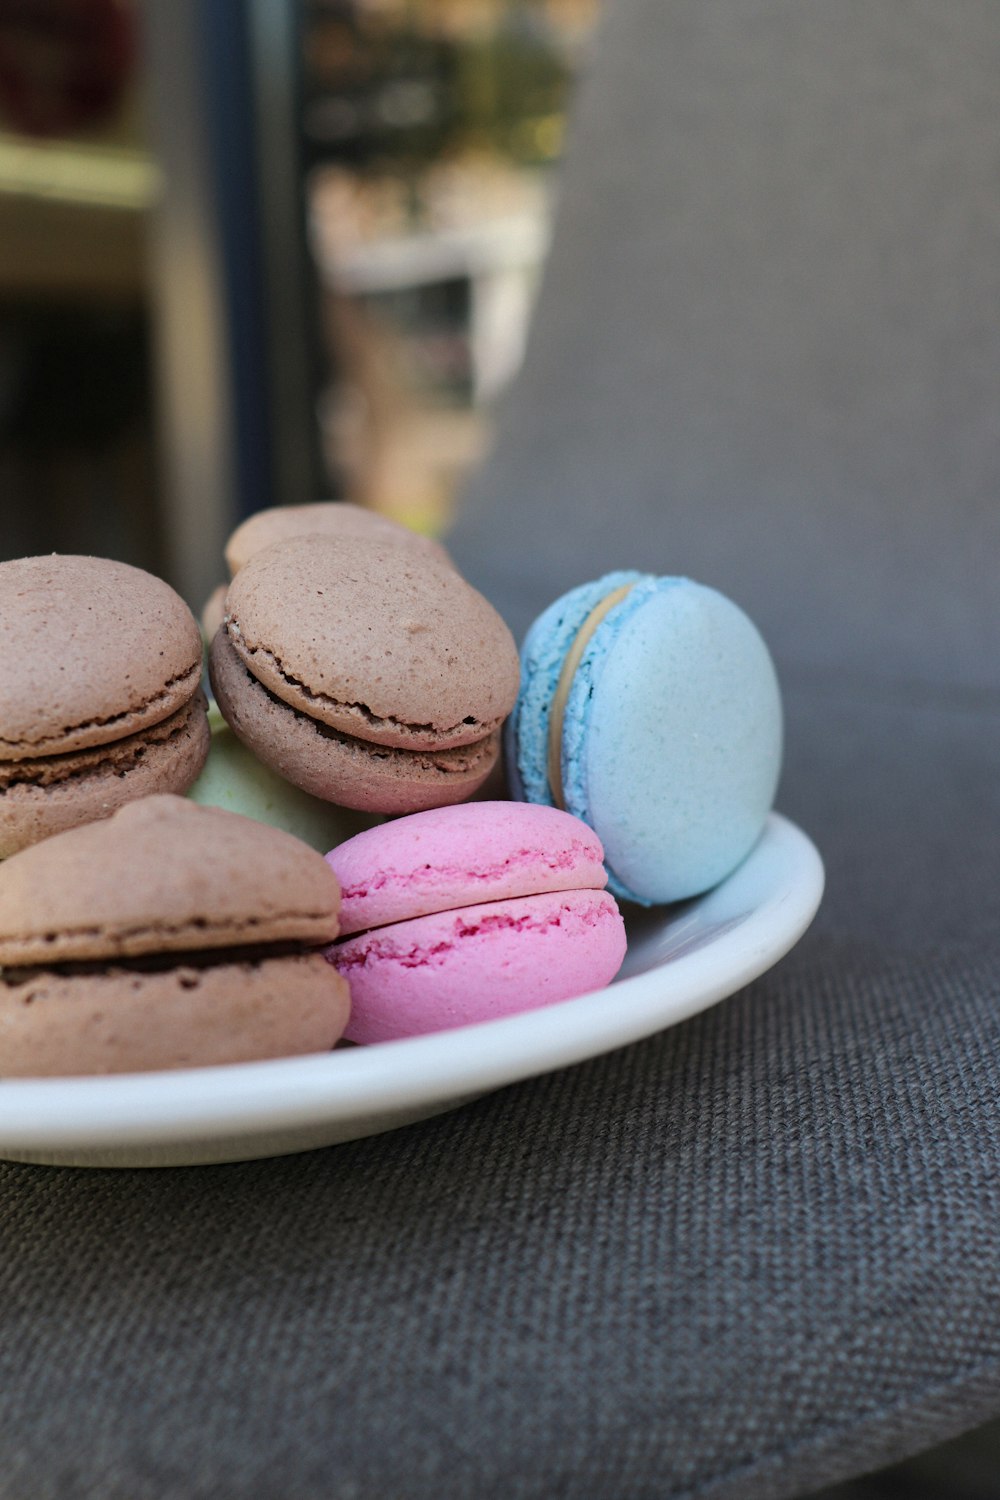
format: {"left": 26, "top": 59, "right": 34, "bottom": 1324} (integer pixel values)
{"left": 0, "top": 137, "right": 159, "bottom": 209}
{"left": 0, "top": 193, "right": 148, "bottom": 298}
{"left": 0, "top": 137, "right": 158, "bottom": 299}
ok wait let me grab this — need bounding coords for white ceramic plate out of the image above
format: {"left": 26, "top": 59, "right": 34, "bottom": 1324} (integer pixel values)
{"left": 0, "top": 813, "right": 823, "bottom": 1169}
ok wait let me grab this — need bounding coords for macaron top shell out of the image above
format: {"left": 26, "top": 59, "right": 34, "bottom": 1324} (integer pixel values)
{"left": 0, "top": 554, "right": 203, "bottom": 761}
{"left": 224, "top": 501, "right": 451, "bottom": 576}
{"left": 224, "top": 534, "right": 520, "bottom": 749}
{"left": 0, "top": 794, "right": 342, "bottom": 965}
{"left": 512, "top": 573, "right": 783, "bottom": 906}
{"left": 328, "top": 801, "right": 608, "bottom": 935}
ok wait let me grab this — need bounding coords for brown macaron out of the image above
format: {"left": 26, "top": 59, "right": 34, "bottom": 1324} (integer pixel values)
{"left": 0, "top": 555, "right": 210, "bottom": 858}
{"left": 209, "top": 533, "right": 520, "bottom": 814}
{"left": 224, "top": 501, "right": 452, "bottom": 577}
{"left": 0, "top": 795, "right": 349, "bottom": 1076}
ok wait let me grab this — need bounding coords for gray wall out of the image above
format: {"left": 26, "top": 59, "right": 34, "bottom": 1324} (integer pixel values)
{"left": 451, "top": 0, "right": 1000, "bottom": 701}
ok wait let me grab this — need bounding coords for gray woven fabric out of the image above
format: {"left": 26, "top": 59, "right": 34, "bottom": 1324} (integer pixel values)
{"left": 2, "top": 901, "right": 1000, "bottom": 1499}
{"left": 3, "top": 2, "right": 1000, "bottom": 1497}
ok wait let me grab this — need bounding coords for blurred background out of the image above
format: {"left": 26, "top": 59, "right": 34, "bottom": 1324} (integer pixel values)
{"left": 0, "top": 0, "right": 597, "bottom": 609}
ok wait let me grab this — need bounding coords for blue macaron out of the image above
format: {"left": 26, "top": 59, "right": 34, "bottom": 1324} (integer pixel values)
{"left": 507, "top": 572, "right": 783, "bottom": 905}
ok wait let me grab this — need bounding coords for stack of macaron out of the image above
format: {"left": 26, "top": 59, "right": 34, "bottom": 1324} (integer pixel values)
{"left": 0, "top": 503, "right": 787, "bottom": 1078}
{"left": 206, "top": 508, "right": 520, "bottom": 814}
{"left": 194, "top": 502, "right": 480, "bottom": 839}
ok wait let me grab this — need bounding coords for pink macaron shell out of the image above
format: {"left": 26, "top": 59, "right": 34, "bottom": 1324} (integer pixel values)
{"left": 330, "top": 887, "right": 627, "bottom": 1044}
{"left": 327, "top": 801, "right": 608, "bottom": 936}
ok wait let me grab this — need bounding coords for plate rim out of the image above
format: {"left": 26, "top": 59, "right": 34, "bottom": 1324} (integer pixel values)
{"left": 0, "top": 812, "right": 824, "bottom": 1151}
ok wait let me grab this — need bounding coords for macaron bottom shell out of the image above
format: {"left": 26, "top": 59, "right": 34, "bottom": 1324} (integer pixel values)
{"left": 329, "top": 888, "right": 627, "bottom": 1045}
{"left": 210, "top": 628, "right": 500, "bottom": 814}
{"left": 0, "top": 954, "right": 350, "bottom": 1076}
{"left": 0, "top": 692, "right": 210, "bottom": 860}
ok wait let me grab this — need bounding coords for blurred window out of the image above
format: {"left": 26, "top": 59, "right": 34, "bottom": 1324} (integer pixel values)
{"left": 302, "top": 0, "right": 598, "bottom": 537}
{"left": 0, "top": 0, "right": 164, "bottom": 572}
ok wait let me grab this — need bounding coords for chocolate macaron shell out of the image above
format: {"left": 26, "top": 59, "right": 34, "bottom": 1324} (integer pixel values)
{"left": 0, "top": 794, "right": 342, "bottom": 966}
{"left": 0, "top": 956, "right": 350, "bottom": 1077}
{"left": 0, "top": 555, "right": 204, "bottom": 760}
{"left": 224, "top": 501, "right": 452, "bottom": 577}
{"left": 0, "top": 692, "right": 211, "bottom": 860}
{"left": 209, "top": 628, "right": 499, "bottom": 814}
{"left": 224, "top": 534, "right": 519, "bottom": 750}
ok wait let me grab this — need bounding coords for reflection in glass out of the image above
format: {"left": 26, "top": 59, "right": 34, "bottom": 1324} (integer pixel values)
{"left": 301, "top": 0, "right": 599, "bottom": 537}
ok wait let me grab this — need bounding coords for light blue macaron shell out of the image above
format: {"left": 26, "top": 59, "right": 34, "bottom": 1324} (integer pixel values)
{"left": 561, "top": 578, "right": 783, "bottom": 905}
{"left": 507, "top": 571, "right": 645, "bottom": 806}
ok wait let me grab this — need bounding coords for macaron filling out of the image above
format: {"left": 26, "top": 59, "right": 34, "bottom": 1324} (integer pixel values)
{"left": 1, "top": 938, "right": 322, "bottom": 984}
{"left": 546, "top": 580, "right": 638, "bottom": 810}
{"left": 510, "top": 570, "right": 645, "bottom": 807}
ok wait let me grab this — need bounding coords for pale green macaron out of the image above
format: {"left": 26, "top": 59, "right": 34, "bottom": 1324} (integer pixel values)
{"left": 188, "top": 703, "right": 378, "bottom": 853}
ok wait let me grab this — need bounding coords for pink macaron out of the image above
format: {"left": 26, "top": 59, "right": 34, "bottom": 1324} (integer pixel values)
{"left": 325, "top": 801, "right": 627, "bottom": 1044}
